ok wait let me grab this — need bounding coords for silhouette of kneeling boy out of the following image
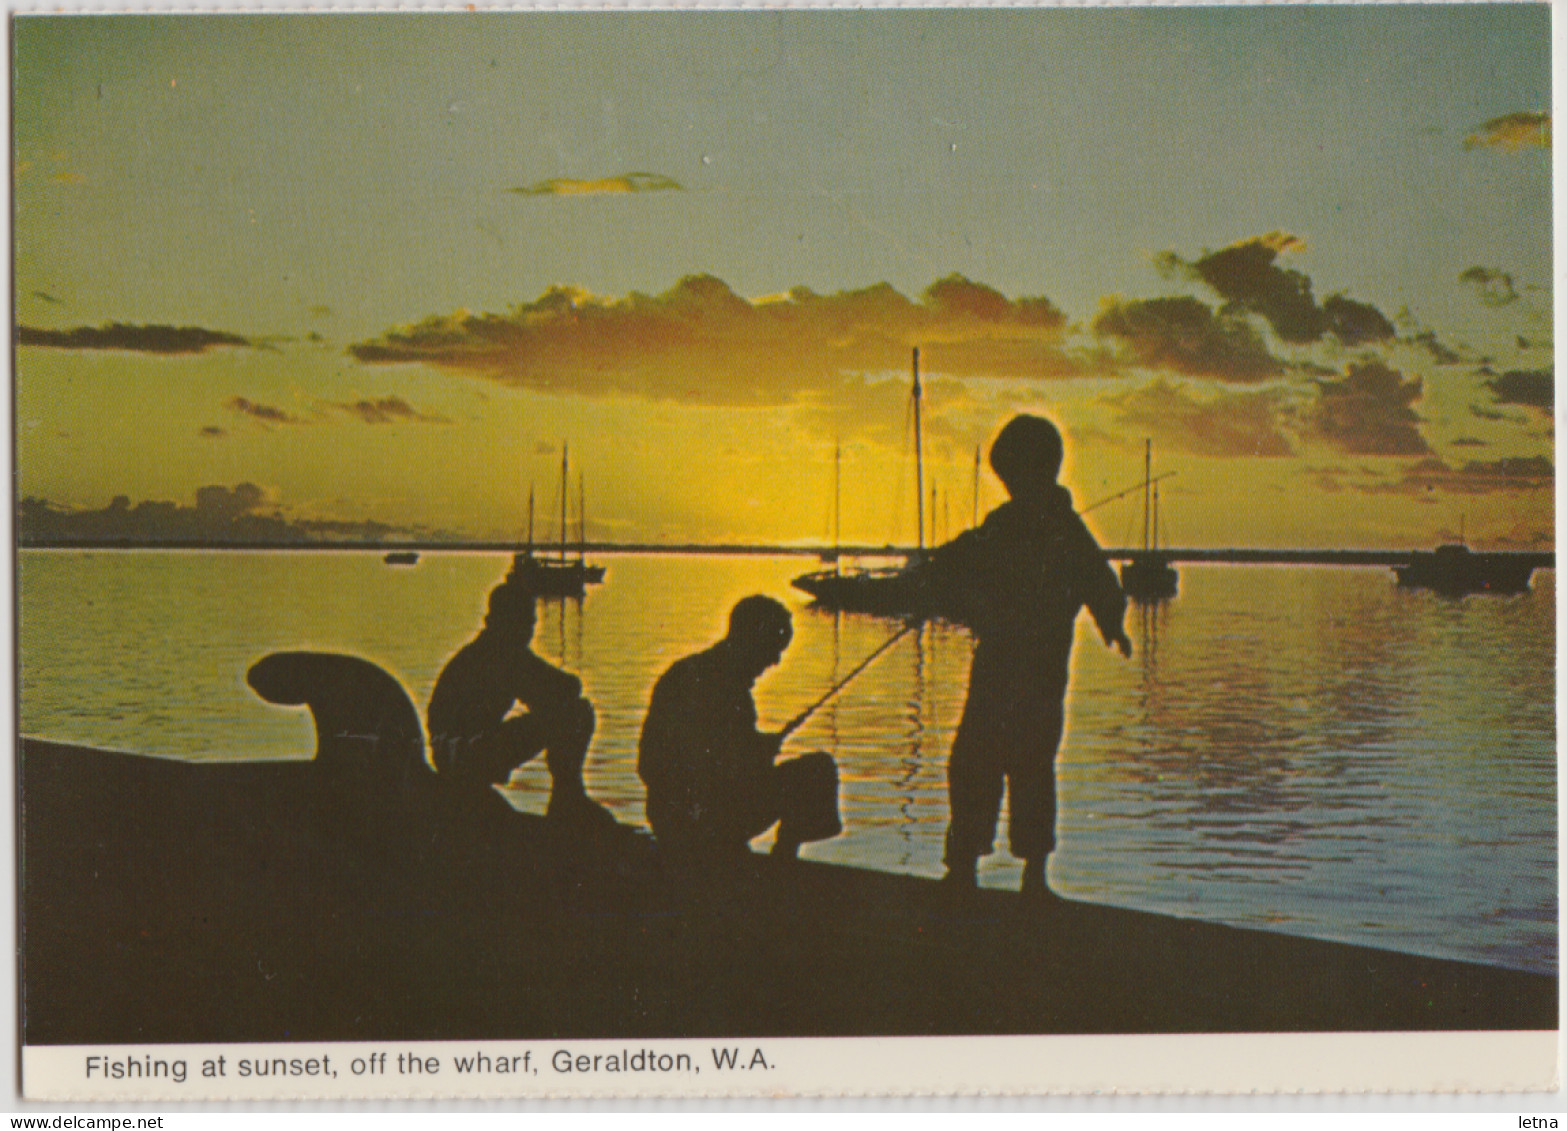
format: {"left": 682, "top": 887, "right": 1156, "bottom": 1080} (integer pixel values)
{"left": 427, "top": 569, "right": 599, "bottom": 821}
{"left": 639, "top": 595, "right": 841, "bottom": 864}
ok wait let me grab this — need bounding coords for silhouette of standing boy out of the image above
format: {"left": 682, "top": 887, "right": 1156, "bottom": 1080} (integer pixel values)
{"left": 925, "top": 414, "right": 1131, "bottom": 897}
{"left": 638, "top": 595, "right": 840, "bottom": 864}
{"left": 427, "top": 569, "right": 598, "bottom": 820}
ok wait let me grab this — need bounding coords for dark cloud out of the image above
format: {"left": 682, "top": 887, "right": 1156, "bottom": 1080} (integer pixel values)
{"left": 199, "top": 425, "right": 226, "bottom": 438}
{"left": 226, "top": 396, "right": 303, "bottom": 425}
{"left": 1090, "top": 295, "right": 1285, "bottom": 383}
{"left": 1370, "top": 455, "right": 1553, "bottom": 497}
{"left": 509, "top": 172, "right": 683, "bottom": 197}
{"left": 924, "top": 274, "right": 1066, "bottom": 329}
{"left": 1449, "top": 436, "right": 1487, "bottom": 448}
{"left": 31, "top": 291, "right": 62, "bottom": 305}
{"left": 1486, "top": 369, "right": 1553, "bottom": 412}
{"left": 1320, "top": 294, "right": 1397, "bottom": 347}
{"left": 1469, "top": 403, "right": 1518, "bottom": 423}
{"left": 349, "top": 274, "right": 1084, "bottom": 406}
{"left": 1459, "top": 266, "right": 1519, "bottom": 306}
{"left": 1307, "top": 360, "right": 1429, "bottom": 456}
{"left": 1408, "top": 330, "right": 1462, "bottom": 364}
{"left": 1165, "top": 233, "right": 1395, "bottom": 347}
{"left": 1100, "top": 379, "right": 1295, "bottom": 458}
{"left": 18, "top": 322, "right": 252, "bottom": 354}
{"left": 1191, "top": 234, "right": 1320, "bottom": 344}
{"left": 333, "top": 396, "right": 448, "bottom": 424}
{"left": 1463, "top": 112, "right": 1550, "bottom": 152}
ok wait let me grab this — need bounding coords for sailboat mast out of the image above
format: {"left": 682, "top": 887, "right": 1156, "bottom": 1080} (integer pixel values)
{"left": 1152, "top": 484, "right": 1160, "bottom": 551}
{"left": 527, "top": 486, "right": 535, "bottom": 553}
{"left": 578, "top": 472, "right": 586, "bottom": 563}
{"left": 1142, "top": 438, "right": 1152, "bottom": 553}
{"left": 912, "top": 347, "right": 924, "bottom": 554}
{"left": 559, "top": 443, "right": 569, "bottom": 562}
{"left": 833, "top": 442, "right": 842, "bottom": 575}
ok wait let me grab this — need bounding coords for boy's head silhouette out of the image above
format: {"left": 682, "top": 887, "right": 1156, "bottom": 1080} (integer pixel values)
{"left": 989, "top": 414, "right": 1064, "bottom": 499}
{"left": 726, "top": 594, "right": 794, "bottom": 678}
{"left": 484, "top": 576, "right": 538, "bottom": 643}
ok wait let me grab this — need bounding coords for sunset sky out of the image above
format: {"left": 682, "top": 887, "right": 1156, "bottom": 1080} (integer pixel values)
{"left": 13, "top": 8, "right": 1553, "bottom": 550}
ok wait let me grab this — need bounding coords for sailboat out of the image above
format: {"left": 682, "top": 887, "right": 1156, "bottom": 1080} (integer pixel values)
{"left": 791, "top": 347, "right": 938, "bottom": 617}
{"left": 510, "top": 443, "right": 606, "bottom": 599}
{"left": 1118, "top": 439, "right": 1178, "bottom": 602}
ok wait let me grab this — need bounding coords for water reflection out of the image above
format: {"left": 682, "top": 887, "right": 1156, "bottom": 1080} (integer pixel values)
{"left": 895, "top": 622, "right": 926, "bottom": 866}
{"left": 17, "top": 551, "right": 1557, "bottom": 973}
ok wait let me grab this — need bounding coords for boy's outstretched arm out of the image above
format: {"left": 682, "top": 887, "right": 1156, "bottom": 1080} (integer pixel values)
{"left": 1070, "top": 513, "right": 1133, "bottom": 658}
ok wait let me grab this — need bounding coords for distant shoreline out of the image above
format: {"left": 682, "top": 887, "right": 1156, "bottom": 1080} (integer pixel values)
{"left": 15, "top": 540, "right": 1556, "bottom": 568}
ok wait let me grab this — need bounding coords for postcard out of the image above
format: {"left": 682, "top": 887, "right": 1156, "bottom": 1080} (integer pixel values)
{"left": 12, "top": 5, "right": 1556, "bottom": 1100}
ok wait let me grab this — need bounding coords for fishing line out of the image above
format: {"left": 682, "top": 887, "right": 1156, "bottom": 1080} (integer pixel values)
{"left": 780, "top": 620, "right": 920, "bottom": 738}
{"left": 1081, "top": 470, "right": 1177, "bottom": 516}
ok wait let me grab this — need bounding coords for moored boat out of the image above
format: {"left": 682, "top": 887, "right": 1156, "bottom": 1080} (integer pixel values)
{"left": 1394, "top": 542, "right": 1535, "bottom": 595}
{"left": 791, "top": 561, "right": 933, "bottom": 617}
{"left": 519, "top": 445, "right": 605, "bottom": 598}
{"left": 1119, "top": 441, "right": 1178, "bottom": 603}
{"left": 1120, "top": 553, "right": 1178, "bottom": 601}
{"left": 792, "top": 348, "right": 929, "bottom": 616}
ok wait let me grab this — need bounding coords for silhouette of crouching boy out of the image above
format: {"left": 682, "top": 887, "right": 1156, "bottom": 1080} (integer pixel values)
{"left": 639, "top": 595, "right": 842, "bottom": 865}
{"left": 427, "top": 574, "right": 599, "bottom": 821}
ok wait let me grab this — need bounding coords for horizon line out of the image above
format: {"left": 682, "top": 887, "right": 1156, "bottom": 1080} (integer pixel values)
{"left": 15, "top": 538, "right": 1557, "bottom": 567}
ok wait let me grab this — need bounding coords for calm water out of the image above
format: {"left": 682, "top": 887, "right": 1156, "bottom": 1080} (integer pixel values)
{"left": 18, "top": 550, "right": 1558, "bottom": 974}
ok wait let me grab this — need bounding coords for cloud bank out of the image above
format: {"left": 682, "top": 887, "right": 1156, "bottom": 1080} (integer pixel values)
{"left": 18, "top": 322, "right": 251, "bottom": 354}
{"left": 350, "top": 274, "right": 1083, "bottom": 405}
{"left": 1370, "top": 455, "right": 1553, "bottom": 496}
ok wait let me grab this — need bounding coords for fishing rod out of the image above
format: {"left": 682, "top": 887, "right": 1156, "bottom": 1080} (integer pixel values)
{"left": 780, "top": 620, "right": 920, "bottom": 738}
{"left": 776, "top": 470, "right": 1169, "bottom": 739}
{"left": 1081, "top": 470, "right": 1177, "bottom": 516}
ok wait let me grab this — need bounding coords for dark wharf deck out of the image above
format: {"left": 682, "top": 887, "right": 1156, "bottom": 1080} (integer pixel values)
{"left": 19, "top": 738, "right": 1556, "bottom": 1045}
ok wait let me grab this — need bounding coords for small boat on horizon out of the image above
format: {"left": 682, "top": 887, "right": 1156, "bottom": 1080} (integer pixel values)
{"left": 383, "top": 550, "right": 420, "bottom": 566}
